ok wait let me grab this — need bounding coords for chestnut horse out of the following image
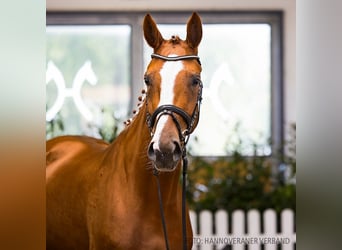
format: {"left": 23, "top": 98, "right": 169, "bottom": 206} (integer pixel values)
{"left": 46, "top": 13, "right": 203, "bottom": 250}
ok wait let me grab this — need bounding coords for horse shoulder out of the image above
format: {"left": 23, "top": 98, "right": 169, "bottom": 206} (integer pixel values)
{"left": 46, "top": 135, "right": 109, "bottom": 181}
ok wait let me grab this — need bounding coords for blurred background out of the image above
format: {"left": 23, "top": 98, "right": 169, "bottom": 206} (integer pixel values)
{"left": 46, "top": 1, "right": 296, "bottom": 249}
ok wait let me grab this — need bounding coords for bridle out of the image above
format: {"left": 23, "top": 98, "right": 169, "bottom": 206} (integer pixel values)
{"left": 146, "top": 53, "right": 203, "bottom": 145}
{"left": 145, "top": 53, "right": 203, "bottom": 250}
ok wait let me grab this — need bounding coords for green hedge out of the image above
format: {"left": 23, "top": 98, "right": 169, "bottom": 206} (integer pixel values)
{"left": 186, "top": 154, "right": 295, "bottom": 213}
{"left": 186, "top": 124, "right": 296, "bottom": 213}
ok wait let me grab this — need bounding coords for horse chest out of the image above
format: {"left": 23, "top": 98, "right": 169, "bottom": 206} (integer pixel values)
{"left": 89, "top": 208, "right": 168, "bottom": 249}
{"left": 88, "top": 180, "right": 181, "bottom": 249}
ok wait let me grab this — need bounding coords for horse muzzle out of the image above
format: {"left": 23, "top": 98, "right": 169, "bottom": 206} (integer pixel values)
{"left": 148, "top": 140, "right": 182, "bottom": 171}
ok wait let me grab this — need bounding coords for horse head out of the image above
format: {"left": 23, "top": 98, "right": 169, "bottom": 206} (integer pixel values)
{"left": 143, "top": 13, "right": 203, "bottom": 172}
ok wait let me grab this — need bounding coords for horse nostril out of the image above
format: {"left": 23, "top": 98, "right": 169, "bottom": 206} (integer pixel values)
{"left": 148, "top": 142, "right": 156, "bottom": 161}
{"left": 148, "top": 140, "right": 182, "bottom": 170}
{"left": 173, "top": 141, "right": 182, "bottom": 162}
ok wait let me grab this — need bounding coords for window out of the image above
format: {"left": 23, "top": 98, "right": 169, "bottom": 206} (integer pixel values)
{"left": 46, "top": 12, "right": 283, "bottom": 156}
{"left": 46, "top": 24, "right": 131, "bottom": 138}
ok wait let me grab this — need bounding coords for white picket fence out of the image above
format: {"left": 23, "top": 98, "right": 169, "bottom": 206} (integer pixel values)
{"left": 189, "top": 209, "right": 296, "bottom": 250}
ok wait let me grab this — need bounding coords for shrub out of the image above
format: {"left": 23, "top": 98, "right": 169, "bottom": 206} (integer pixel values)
{"left": 186, "top": 124, "right": 296, "bottom": 213}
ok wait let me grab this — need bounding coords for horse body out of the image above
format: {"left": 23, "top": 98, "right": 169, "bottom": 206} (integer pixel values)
{"left": 47, "top": 13, "right": 202, "bottom": 250}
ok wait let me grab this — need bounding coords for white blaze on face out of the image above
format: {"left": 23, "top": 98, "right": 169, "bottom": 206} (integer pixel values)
{"left": 152, "top": 56, "right": 184, "bottom": 150}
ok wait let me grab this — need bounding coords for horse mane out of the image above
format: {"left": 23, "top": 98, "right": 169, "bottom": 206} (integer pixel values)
{"left": 124, "top": 88, "right": 147, "bottom": 126}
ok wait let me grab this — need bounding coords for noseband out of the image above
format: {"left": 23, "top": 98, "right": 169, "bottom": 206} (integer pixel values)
{"left": 146, "top": 53, "right": 203, "bottom": 250}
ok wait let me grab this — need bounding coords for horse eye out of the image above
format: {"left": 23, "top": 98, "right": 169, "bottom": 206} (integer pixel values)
{"left": 191, "top": 76, "right": 201, "bottom": 86}
{"left": 144, "top": 75, "right": 151, "bottom": 86}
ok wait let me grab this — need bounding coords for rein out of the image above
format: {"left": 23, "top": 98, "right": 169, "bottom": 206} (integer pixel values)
{"left": 152, "top": 149, "right": 188, "bottom": 250}
{"left": 147, "top": 53, "right": 202, "bottom": 250}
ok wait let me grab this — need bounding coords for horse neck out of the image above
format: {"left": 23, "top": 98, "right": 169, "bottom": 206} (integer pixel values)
{"left": 107, "top": 101, "right": 182, "bottom": 202}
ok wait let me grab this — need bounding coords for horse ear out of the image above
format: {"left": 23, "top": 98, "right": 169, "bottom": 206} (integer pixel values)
{"left": 143, "top": 14, "right": 164, "bottom": 49}
{"left": 186, "top": 12, "right": 202, "bottom": 49}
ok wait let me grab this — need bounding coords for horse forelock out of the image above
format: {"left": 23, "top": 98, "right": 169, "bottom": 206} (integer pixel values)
{"left": 170, "top": 35, "right": 181, "bottom": 44}
{"left": 155, "top": 34, "right": 197, "bottom": 56}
